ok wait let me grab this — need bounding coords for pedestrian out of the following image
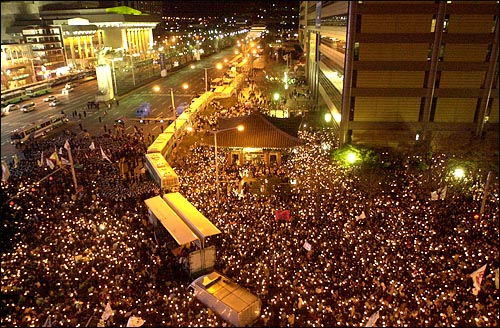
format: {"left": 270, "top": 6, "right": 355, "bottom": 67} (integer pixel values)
{"left": 99, "top": 116, "right": 102, "bottom": 123}
{"left": 83, "top": 111, "right": 87, "bottom": 118}
{"left": 79, "top": 123, "right": 83, "bottom": 130}
{"left": 78, "top": 113, "right": 82, "bottom": 119}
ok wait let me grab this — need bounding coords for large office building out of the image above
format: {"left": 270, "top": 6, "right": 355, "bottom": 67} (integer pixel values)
{"left": 299, "top": 1, "right": 499, "bottom": 149}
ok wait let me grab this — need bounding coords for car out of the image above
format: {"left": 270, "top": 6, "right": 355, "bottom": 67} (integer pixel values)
{"left": 3, "top": 104, "right": 20, "bottom": 113}
{"left": 62, "top": 87, "right": 74, "bottom": 94}
{"left": 21, "top": 102, "right": 36, "bottom": 112}
{"left": 43, "top": 95, "right": 56, "bottom": 102}
{"left": 49, "top": 99, "right": 61, "bottom": 107}
{"left": 65, "top": 82, "right": 76, "bottom": 89}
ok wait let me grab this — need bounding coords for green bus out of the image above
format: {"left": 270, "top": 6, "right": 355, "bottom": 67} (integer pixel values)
{"left": 25, "top": 83, "right": 52, "bottom": 97}
{"left": 1, "top": 90, "right": 30, "bottom": 107}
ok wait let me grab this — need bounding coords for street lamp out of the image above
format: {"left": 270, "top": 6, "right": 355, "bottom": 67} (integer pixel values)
{"left": 153, "top": 83, "right": 188, "bottom": 136}
{"left": 209, "top": 125, "right": 244, "bottom": 202}
{"left": 190, "top": 63, "right": 223, "bottom": 95}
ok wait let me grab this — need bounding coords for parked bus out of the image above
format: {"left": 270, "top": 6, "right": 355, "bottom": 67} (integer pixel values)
{"left": 147, "top": 132, "right": 175, "bottom": 158}
{"left": 144, "top": 153, "right": 180, "bottom": 191}
{"left": 1, "top": 90, "right": 30, "bottom": 107}
{"left": 10, "top": 113, "right": 68, "bottom": 145}
{"left": 25, "top": 83, "right": 52, "bottom": 97}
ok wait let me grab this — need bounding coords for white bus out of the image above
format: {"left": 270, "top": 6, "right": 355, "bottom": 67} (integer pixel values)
{"left": 144, "top": 153, "right": 180, "bottom": 190}
{"left": 10, "top": 113, "right": 68, "bottom": 145}
{"left": 147, "top": 132, "right": 175, "bottom": 158}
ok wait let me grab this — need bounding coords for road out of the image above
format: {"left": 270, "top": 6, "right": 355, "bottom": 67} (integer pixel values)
{"left": 1, "top": 48, "right": 235, "bottom": 162}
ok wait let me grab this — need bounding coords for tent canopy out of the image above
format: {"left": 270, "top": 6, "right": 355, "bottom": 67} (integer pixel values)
{"left": 144, "top": 196, "right": 199, "bottom": 246}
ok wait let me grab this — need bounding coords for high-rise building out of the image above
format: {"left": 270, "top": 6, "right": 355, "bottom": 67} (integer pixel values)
{"left": 299, "top": 1, "right": 499, "bottom": 149}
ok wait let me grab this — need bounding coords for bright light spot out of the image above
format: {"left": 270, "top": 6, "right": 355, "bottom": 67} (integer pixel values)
{"left": 454, "top": 168, "right": 465, "bottom": 178}
{"left": 347, "top": 152, "right": 357, "bottom": 164}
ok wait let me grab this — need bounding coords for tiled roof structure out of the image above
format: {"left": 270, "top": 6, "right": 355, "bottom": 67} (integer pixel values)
{"left": 201, "top": 113, "right": 304, "bottom": 149}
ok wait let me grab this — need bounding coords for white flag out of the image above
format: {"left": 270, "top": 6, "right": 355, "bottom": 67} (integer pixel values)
{"left": 46, "top": 158, "right": 55, "bottom": 170}
{"left": 471, "top": 264, "right": 487, "bottom": 295}
{"left": 13, "top": 153, "right": 19, "bottom": 168}
{"left": 439, "top": 185, "right": 447, "bottom": 200}
{"left": 60, "top": 157, "right": 71, "bottom": 166}
{"left": 89, "top": 141, "right": 96, "bottom": 150}
{"left": 42, "top": 316, "right": 52, "bottom": 327}
{"left": 59, "top": 147, "right": 63, "bottom": 155}
{"left": 40, "top": 151, "right": 45, "bottom": 167}
{"left": 101, "top": 302, "right": 113, "bottom": 321}
{"left": 126, "top": 316, "right": 144, "bottom": 327}
{"left": 2, "top": 161, "right": 10, "bottom": 182}
{"left": 355, "top": 211, "right": 366, "bottom": 220}
{"left": 100, "top": 146, "right": 112, "bottom": 163}
{"left": 365, "top": 310, "right": 379, "bottom": 327}
{"left": 303, "top": 241, "right": 311, "bottom": 251}
{"left": 64, "top": 139, "right": 71, "bottom": 151}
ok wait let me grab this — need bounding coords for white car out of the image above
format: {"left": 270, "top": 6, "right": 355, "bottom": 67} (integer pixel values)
{"left": 3, "top": 104, "right": 20, "bottom": 113}
{"left": 49, "top": 99, "right": 61, "bottom": 107}
{"left": 43, "top": 95, "right": 56, "bottom": 102}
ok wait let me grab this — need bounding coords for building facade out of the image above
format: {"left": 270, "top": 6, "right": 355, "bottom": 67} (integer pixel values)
{"left": 299, "top": 1, "right": 499, "bottom": 149}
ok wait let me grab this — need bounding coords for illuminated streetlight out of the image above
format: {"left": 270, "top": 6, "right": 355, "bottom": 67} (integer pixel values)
{"left": 453, "top": 168, "right": 465, "bottom": 179}
{"left": 153, "top": 83, "right": 188, "bottom": 136}
{"left": 347, "top": 152, "right": 357, "bottom": 164}
{"left": 209, "top": 125, "right": 244, "bottom": 202}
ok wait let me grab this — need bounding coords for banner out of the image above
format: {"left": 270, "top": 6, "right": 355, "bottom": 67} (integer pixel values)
{"left": 275, "top": 210, "right": 290, "bottom": 221}
{"left": 471, "top": 264, "right": 487, "bottom": 295}
{"left": 430, "top": 191, "right": 439, "bottom": 201}
{"left": 303, "top": 241, "right": 311, "bottom": 251}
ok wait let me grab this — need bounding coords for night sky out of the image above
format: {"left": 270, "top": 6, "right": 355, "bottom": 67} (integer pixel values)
{"left": 163, "top": 1, "right": 278, "bottom": 17}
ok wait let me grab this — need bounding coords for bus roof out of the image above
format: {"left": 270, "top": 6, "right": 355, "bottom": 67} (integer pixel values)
{"left": 144, "top": 196, "right": 200, "bottom": 246}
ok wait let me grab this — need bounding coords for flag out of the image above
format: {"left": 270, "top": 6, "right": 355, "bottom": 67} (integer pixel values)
{"left": 430, "top": 191, "right": 439, "bottom": 201}
{"left": 471, "top": 264, "right": 487, "bottom": 295}
{"left": 42, "top": 316, "right": 52, "bottom": 327}
{"left": 275, "top": 209, "right": 290, "bottom": 221}
{"left": 60, "top": 157, "right": 71, "bottom": 166}
{"left": 303, "top": 241, "right": 312, "bottom": 251}
{"left": 59, "top": 147, "right": 63, "bottom": 155}
{"left": 439, "top": 185, "right": 447, "bottom": 200}
{"left": 49, "top": 152, "right": 61, "bottom": 166}
{"left": 126, "top": 316, "right": 144, "bottom": 327}
{"left": 365, "top": 310, "right": 379, "bottom": 327}
{"left": 89, "top": 141, "right": 96, "bottom": 150}
{"left": 101, "top": 302, "right": 113, "bottom": 321}
{"left": 13, "top": 153, "right": 19, "bottom": 169}
{"left": 64, "top": 139, "right": 71, "bottom": 151}
{"left": 495, "top": 268, "right": 499, "bottom": 290}
{"left": 46, "top": 158, "right": 55, "bottom": 170}
{"left": 39, "top": 151, "right": 44, "bottom": 167}
{"left": 355, "top": 211, "right": 366, "bottom": 220}
{"left": 2, "top": 161, "right": 10, "bottom": 182}
{"left": 100, "top": 146, "right": 112, "bottom": 163}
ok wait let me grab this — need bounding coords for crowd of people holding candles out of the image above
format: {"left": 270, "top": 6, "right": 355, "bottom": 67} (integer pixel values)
{"left": 1, "top": 83, "right": 498, "bottom": 327}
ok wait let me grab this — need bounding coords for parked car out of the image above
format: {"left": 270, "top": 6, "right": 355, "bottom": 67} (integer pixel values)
{"left": 21, "top": 102, "right": 36, "bottom": 112}
{"left": 43, "top": 95, "right": 56, "bottom": 102}
{"left": 49, "top": 99, "right": 61, "bottom": 107}
{"left": 3, "top": 104, "right": 20, "bottom": 113}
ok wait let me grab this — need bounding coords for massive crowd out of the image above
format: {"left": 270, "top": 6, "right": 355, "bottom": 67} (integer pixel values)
{"left": 1, "top": 83, "right": 499, "bottom": 328}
